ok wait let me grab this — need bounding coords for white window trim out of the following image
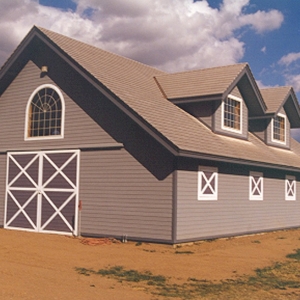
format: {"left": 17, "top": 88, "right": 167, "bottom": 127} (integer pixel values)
{"left": 198, "top": 166, "right": 218, "bottom": 201}
{"left": 24, "top": 84, "right": 65, "bottom": 141}
{"left": 285, "top": 175, "right": 296, "bottom": 201}
{"left": 249, "top": 171, "right": 263, "bottom": 200}
{"left": 271, "top": 113, "right": 286, "bottom": 145}
{"left": 221, "top": 94, "right": 243, "bottom": 134}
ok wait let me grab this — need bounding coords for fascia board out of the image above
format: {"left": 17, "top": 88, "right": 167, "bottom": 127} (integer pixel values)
{"left": 0, "top": 27, "right": 39, "bottom": 95}
{"left": 280, "top": 90, "right": 300, "bottom": 128}
{"left": 177, "top": 149, "right": 300, "bottom": 173}
{"left": 223, "top": 66, "right": 267, "bottom": 115}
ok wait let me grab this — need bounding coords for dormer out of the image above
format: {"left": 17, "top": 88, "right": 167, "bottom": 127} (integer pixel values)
{"left": 249, "top": 87, "right": 300, "bottom": 149}
{"left": 155, "top": 63, "right": 265, "bottom": 140}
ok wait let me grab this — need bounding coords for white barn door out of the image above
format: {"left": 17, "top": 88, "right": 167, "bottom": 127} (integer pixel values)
{"left": 5, "top": 150, "right": 80, "bottom": 236}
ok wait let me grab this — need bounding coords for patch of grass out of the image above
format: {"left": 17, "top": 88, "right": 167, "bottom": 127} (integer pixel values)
{"left": 76, "top": 249, "right": 300, "bottom": 299}
{"left": 175, "top": 250, "right": 194, "bottom": 255}
{"left": 76, "top": 266, "right": 166, "bottom": 285}
{"left": 286, "top": 248, "right": 300, "bottom": 260}
{"left": 135, "top": 242, "right": 142, "bottom": 246}
{"left": 75, "top": 267, "right": 92, "bottom": 276}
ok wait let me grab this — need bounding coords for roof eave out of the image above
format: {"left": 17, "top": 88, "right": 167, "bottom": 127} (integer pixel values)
{"left": 282, "top": 88, "right": 300, "bottom": 128}
{"left": 0, "top": 25, "right": 40, "bottom": 96}
{"left": 168, "top": 93, "right": 223, "bottom": 104}
{"left": 177, "top": 149, "right": 300, "bottom": 173}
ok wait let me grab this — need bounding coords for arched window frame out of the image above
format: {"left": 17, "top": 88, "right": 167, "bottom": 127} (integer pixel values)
{"left": 25, "top": 84, "right": 65, "bottom": 141}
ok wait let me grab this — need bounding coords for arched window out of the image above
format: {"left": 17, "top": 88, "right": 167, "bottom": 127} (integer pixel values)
{"left": 25, "top": 84, "right": 65, "bottom": 140}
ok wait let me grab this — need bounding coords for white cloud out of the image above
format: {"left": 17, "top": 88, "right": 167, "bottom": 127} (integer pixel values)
{"left": 261, "top": 46, "right": 266, "bottom": 54}
{"left": 285, "top": 74, "right": 300, "bottom": 93}
{"left": 0, "top": 0, "right": 284, "bottom": 73}
{"left": 240, "top": 9, "right": 283, "bottom": 33}
{"left": 256, "top": 80, "right": 276, "bottom": 89}
{"left": 279, "top": 52, "right": 300, "bottom": 67}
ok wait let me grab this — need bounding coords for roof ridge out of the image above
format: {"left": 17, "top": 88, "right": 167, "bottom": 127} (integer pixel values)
{"left": 157, "top": 62, "right": 248, "bottom": 77}
{"left": 260, "top": 86, "right": 292, "bottom": 91}
{"left": 36, "top": 26, "right": 166, "bottom": 75}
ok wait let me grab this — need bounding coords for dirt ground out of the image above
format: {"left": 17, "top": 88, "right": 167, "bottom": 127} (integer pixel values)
{"left": 1, "top": 228, "right": 300, "bottom": 300}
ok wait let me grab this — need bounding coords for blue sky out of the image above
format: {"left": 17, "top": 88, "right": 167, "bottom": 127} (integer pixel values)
{"left": 0, "top": 0, "right": 300, "bottom": 136}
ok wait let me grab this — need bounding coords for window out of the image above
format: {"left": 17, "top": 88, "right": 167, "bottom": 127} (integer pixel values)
{"left": 25, "top": 84, "right": 65, "bottom": 140}
{"left": 272, "top": 114, "right": 286, "bottom": 144}
{"left": 285, "top": 175, "right": 296, "bottom": 201}
{"left": 249, "top": 172, "right": 263, "bottom": 200}
{"left": 198, "top": 167, "right": 218, "bottom": 200}
{"left": 222, "top": 95, "right": 242, "bottom": 133}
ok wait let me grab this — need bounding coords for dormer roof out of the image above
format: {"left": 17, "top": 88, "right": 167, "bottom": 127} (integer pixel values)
{"left": 155, "top": 63, "right": 266, "bottom": 117}
{"left": 260, "top": 86, "right": 300, "bottom": 128}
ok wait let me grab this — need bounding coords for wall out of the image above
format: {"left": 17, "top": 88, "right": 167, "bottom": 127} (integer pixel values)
{"left": 80, "top": 149, "right": 173, "bottom": 241}
{"left": 0, "top": 60, "right": 116, "bottom": 151}
{"left": 175, "top": 161, "right": 300, "bottom": 242}
{"left": 0, "top": 60, "right": 175, "bottom": 242}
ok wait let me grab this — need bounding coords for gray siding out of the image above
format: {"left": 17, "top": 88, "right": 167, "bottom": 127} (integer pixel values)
{"left": 0, "top": 60, "right": 116, "bottom": 151}
{"left": 230, "top": 86, "right": 242, "bottom": 99}
{"left": 213, "top": 89, "right": 248, "bottom": 139}
{"left": 0, "top": 60, "right": 174, "bottom": 242}
{"left": 266, "top": 108, "right": 291, "bottom": 149}
{"left": 176, "top": 166, "right": 300, "bottom": 242}
{"left": 249, "top": 118, "right": 267, "bottom": 141}
{"left": 178, "top": 101, "right": 215, "bottom": 128}
{"left": 80, "top": 149, "right": 173, "bottom": 241}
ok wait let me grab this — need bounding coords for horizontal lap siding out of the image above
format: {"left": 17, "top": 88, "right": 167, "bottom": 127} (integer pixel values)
{"left": 0, "top": 60, "right": 116, "bottom": 151}
{"left": 80, "top": 150, "right": 173, "bottom": 241}
{"left": 0, "top": 61, "right": 117, "bottom": 227}
{"left": 176, "top": 169, "right": 300, "bottom": 241}
{"left": 0, "top": 60, "right": 174, "bottom": 242}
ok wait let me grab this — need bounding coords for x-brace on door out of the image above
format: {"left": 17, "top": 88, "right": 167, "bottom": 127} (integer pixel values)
{"left": 5, "top": 150, "right": 80, "bottom": 235}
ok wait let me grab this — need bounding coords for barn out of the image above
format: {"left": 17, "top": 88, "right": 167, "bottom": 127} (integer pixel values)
{"left": 0, "top": 26, "right": 300, "bottom": 244}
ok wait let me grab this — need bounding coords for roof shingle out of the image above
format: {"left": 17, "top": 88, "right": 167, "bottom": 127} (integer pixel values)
{"left": 2, "top": 26, "right": 300, "bottom": 171}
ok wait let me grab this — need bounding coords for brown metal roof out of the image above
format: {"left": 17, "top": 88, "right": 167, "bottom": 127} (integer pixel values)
{"left": 259, "top": 86, "right": 300, "bottom": 128}
{"left": 2, "top": 26, "right": 300, "bottom": 171}
{"left": 154, "top": 63, "right": 248, "bottom": 99}
{"left": 260, "top": 86, "right": 292, "bottom": 113}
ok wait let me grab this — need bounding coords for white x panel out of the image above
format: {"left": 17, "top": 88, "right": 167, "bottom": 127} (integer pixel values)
{"left": 198, "top": 169, "right": 218, "bottom": 200}
{"left": 286, "top": 178, "right": 296, "bottom": 201}
{"left": 249, "top": 173, "right": 263, "bottom": 200}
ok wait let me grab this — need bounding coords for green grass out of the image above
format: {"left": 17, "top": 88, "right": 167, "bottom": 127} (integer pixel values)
{"left": 75, "top": 248, "right": 300, "bottom": 299}
{"left": 286, "top": 248, "right": 300, "bottom": 260}
{"left": 75, "top": 266, "right": 166, "bottom": 285}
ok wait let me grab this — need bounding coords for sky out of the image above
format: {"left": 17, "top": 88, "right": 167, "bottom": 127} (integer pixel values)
{"left": 0, "top": 0, "right": 300, "bottom": 137}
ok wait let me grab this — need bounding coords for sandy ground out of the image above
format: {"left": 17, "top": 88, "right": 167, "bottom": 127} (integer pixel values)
{"left": 0, "top": 228, "right": 300, "bottom": 299}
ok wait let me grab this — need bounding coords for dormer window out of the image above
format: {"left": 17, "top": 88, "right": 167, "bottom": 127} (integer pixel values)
{"left": 272, "top": 114, "right": 286, "bottom": 144}
{"left": 25, "top": 84, "right": 65, "bottom": 140}
{"left": 221, "top": 95, "right": 242, "bottom": 133}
